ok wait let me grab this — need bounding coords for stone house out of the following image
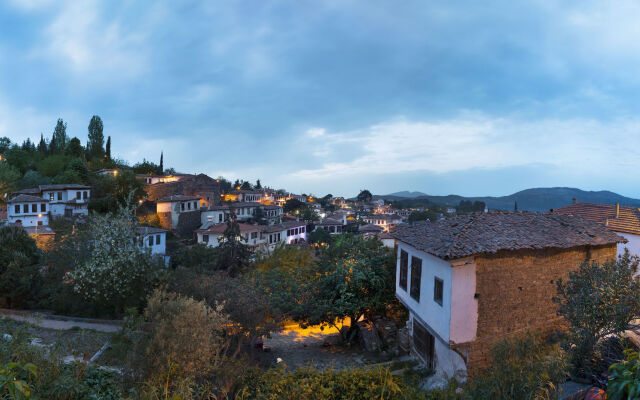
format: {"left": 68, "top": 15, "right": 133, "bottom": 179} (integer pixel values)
{"left": 554, "top": 200, "right": 640, "bottom": 259}
{"left": 391, "top": 212, "right": 624, "bottom": 378}
{"left": 143, "top": 173, "right": 221, "bottom": 207}
{"left": 156, "top": 195, "right": 202, "bottom": 231}
{"left": 362, "top": 214, "right": 403, "bottom": 232}
{"left": 315, "top": 217, "right": 344, "bottom": 234}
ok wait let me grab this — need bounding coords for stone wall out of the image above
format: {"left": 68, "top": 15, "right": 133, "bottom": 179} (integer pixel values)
{"left": 145, "top": 174, "right": 221, "bottom": 204}
{"left": 176, "top": 210, "right": 202, "bottom": 238}
{"left": 157, "top": 212, "right": 172, "bottom": 230}
{"left": 458, "top": 244, "right": 617, "bottom": 375}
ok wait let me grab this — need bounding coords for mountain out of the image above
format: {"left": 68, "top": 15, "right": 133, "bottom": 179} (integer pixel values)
{"left": 384, "top": 191, "right": 428, "bottom": 198}
{"left": 377, "top": 187, "right": 640, "bottom": 212}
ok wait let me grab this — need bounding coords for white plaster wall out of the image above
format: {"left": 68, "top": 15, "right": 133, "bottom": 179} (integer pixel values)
{"left": 449, "top": 260, "right": 478, "bottom": 344}
{"left": 142, "top": 233, "right": 166, "bottom": 255}
{"left": 197, "top": 232, "right": 221, "bottom": 248}
{"left": 618, "top": 233, "right": 640, "bottom": 259}
{"left": 396, "top": 243, "right": 452, "bottom": 342}
{"left": 201, "top": 210, "right": 225, "bottom": 225}
{"left": 157, "top": 202, "right": 172, "bottom": 213}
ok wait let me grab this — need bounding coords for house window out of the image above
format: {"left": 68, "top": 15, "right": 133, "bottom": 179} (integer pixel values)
{"left": 32, "top": 203, "right": 37, "bottom": 212}
{"left": 410, "top": 256, "right": 422, "bottom": 302}
{"left": 203, "top": 234, "right": 209, "bottom": 243}
{"left": 49, "top": 193, "right": 54, "bottom": 201}
{"left": 218, "top": 214, "right": 223, "bottom": 222}
{"left": 156, "top": 234, "right": 161, "bottom": 244}
{"left": 14, "top": 205, "right": 20, "bottom": 214}
{"left": 83, "top": 191, "right": 88, "bottom": 199}
{"left": 23, "top": 204, "right": 28, "bottom": 213}
{"left": 41, "top": 203, "right": 46, "bottom": 212}
{"left": 37, "top": 220, "right": 43, "bottom": 226}
{"left": 148, "top": 236, "right": 153, "bottom": 246}
{"left": 207, "top": 216, "right": 213, "bottom": 222}
{"left": 399, "top": 250, "right": 408, "bottom": 291}
{"left": 76, "top": 191, "right": 81, "bottom": 200}
{"left": 181, "top": 203, "right": 185, "bottom": 211}
{"left": 194, "top": 202, "right": 198, "bottom": 209}
{"left": 301, "top": 226, "right": 305, "bottom": 233}
{"left": 187, "top": 202, "right": 191, "bottom": 210}
{"left": 412, "top": 319, "right": 435, "bottom": 369}
{"left": 434, "top": 277, "right": 444, "bottom": 306}
{"left": 57, "top": 192, "right": 62, "bottom": 200}
{"left": 251, "top": 232, "right": 258, "bottom": 239}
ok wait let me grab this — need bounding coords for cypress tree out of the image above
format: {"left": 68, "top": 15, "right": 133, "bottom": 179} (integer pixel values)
{"left": 37, "top": 134, "right": 47, "bottom": 153}
{"left": 105, "top": 136, "right": 111, "bottom": 160}
{"left": 159, "top": 151, "right": 163, "bottom": 174}
{"left": 87, "top": 115, "right": 105, "bottom": 159}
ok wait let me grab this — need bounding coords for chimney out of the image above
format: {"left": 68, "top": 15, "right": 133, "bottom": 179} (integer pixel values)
{"left": 616, "top": 203, "right": 620, "bottom": 218}
{"left": 572, "top": 197, "right": 578, "bottom": 205}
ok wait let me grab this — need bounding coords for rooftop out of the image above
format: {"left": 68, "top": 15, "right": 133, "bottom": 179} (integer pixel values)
{"left": 553, "top": 202, "right": 640, "bottom": 235}
{"left": 157, "top": 195, "right": 201, "bottom": 202}
{"left": 8, "top": 194, "right": 48, "bottom": 203}
{"left": 135, "top": 226, "right": 168, "bottom": 235}
{"left": 359, "top": 223, "right": 383, "bottom": 232}
{"left": 196, "top": 222, "right": 262, "bottom": 234}
{"left": 317, "top": 217, "right": 343, "bottom": 226}
{"left": 391, "top": 212, "right": 625, "bottom": 260}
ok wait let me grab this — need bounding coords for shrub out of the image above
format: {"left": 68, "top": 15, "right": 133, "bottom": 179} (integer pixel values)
{"left": 143, "top": 289, "right": 231, "bottom": 380}
{"left": 608, "top": 350, "right": 640, "bottom": 400}
{"left": 553, "top": 250, "right": 640, "bottom": 376}
{"left": 0, "top": 226, "right": 42, "bottom": 308}
{"left": 465, "top": 333, "right": 567, "bottom": 400}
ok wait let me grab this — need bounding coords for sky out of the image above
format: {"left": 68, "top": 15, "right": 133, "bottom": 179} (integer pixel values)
{"left": 1, "top": 1, "right": 640, "bottom": 198}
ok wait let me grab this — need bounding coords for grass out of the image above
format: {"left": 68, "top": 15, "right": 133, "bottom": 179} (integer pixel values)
{"left": 0, "top": 317, "right": 113, "bottom": 363}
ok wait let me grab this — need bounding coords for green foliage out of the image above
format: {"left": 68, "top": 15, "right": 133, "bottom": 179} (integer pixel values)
{"left": 0, "top": 161, "right": 20, "bottom": 203}
{"left": 238, "top": 365, "right": 409, "bottom": 400}
{"left": 171, "top": 243, "right": 219, "bottom": 271}
{"left": 89, "top": 170, "right": 146, "bottom": 213}
{"left": 408, "top": 210, "right": 440, "bottom": 223}
{"left": 132, "top": 159, "right": 161, "bottom": 175}
{"left": 18, "top": 170, "right": 51, "bottom": 189}
{"left": 308, "top": 227, "right": 331, "bottom": 245}
{"left": 87, "top": 115, "right": 105, "bottom": 159}
{"left": 65, "top": 137, "right": 84, "bottom": 158}
{"left": 71, "top": 202, "right": 164, "bottom": 314}
{"left": 0, "top": 226, "right": 42, "bottom": 308}
{"left": 357, "top": 189, "right": 373, "bottom": 203}
{"left": 553, "top": 250, "right": 640, "bottom": 376}
{"left": 50, "top": 119, "right": 68, "bottom": 155}
{"left": 608, "top": 350, "right": 640, "bottom": 400}
{"left": 37, "top": 154, "right": 71, "bottom": 178}
{"left": 216, "top": 219, "right": 252, "bottom": 276}
{"left": 0, "top": 361, "right": 36, "bottom": 399}
{"left": 465, "top": 334, "right": 567, "bottom": 400}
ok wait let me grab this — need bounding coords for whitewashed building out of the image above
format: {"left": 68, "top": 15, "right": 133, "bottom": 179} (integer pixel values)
{"left": 7, "top": 195, "right": 49, "bottom": 227}
{"left": 156, "top": 195, "right": 201, "bottom": 230}
{"left": 362, "top": 214, "right": 403, "bottom": 232}
{"left": 136, "top": 226, "right": 168, "bottom": 255}
{"left": 12, "top": 184, "right": 90, "bottom": 217}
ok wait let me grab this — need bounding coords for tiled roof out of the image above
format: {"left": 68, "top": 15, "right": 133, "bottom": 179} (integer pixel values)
{"left": 135, "top": 226, "right": 168, "bottom": 235}
{"left": 359, "top": 223, "right": 383, "bottom": 232}
{"left": 12, "top": 188, "right": 41, "bottom": 195}
{"left": 196, "top": 222, "right": 261, "bottom": 234}
{"left": 8, "top": 194, "right": 47, "bottom": 203}
{"left": 553, "top": 203, "right": 640, "bottom": 235}
{"left": 40, "top": 184, "right": 90, "bottom": 190}
{"left": 263, "top": 205, "right": 282, "bottom": 210}
{"left": 157, "top": 195, "right": 201, "bottom": 202}
{"left": 391, "top": 212, "right": 625, "bottom": 260}
{"left": 262, "top": 220, "right": 306, "bottom": 233}
{"left": 317, "top": 217, "right": 343, "bottom": 226}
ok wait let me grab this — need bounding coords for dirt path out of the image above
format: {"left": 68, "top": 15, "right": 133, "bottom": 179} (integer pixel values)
{"left": 261, "top": 323, "right": 386, "bottom": 370}
{"left": 0, "top": 310, "right": 121, "bottom": 333}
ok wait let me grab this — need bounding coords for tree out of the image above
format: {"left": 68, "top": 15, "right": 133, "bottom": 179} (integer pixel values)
{"left": 215, "top": 218, "right": 251, "bottom": 276}
{"left": 240, "top": 181, "right": 252, "bottom": 190}
{"left": 158, "top": 151, "right": 163, "bottom": 173}
{"left": 0, "top": 162, "right": 20, "bottom": 204}
{"left": 0, "top": 226, "right": 42, "bottom": 308}
{"left": 71, "top": 201, "right": 164, "bottom": 314}
{"left": 37, "top": 134, "right": 47, "bottom": 154}
{"left": 19, "top": 170, "right": 52, "bottom": 189}
{"left": 132, "top": 159, "right": 161, "bottom": 175}
{"left": 357, "top": 189, "right": 373, "bottom": 203}
{"left": 408, "top": 210, "right": 439, "bottom": 223}
{"left": 87, "top": 115, "right": 105, "bottom": 159}
{"left": 50, "top": 119, "right": 68, "bottom": 154}
{"left": 255, "top": 179, "right": 262, "bottom": 189}
{"left": 308, "top": 228, "right": 331, "bottom": 245}
{"left": 105, "top": 136, "right": 111, "bottom": 160}
{"left": 554, "top": 250, "right": 640, "bottom": 377}
{"left": 514, "top": 200, "right": 518, "bottom": 211}
{"left": 89, "top": 170, "right": 146, "bottom": 213}
{"left": 67, "top": 158, "right": 90, "bottom": 184}
{"left": 37, "top": 155, "right": 70, "bottom": 178}
{"left": 66, "top": 137, "right": 84, "bottom": 158}
{"left": 283, "top": 199, "right": 304, "bottom": 214}
{"left": 0, "top": 137, "right": 10, "bottom": 154}
{"left": 300, "top": 207, "right": 319, "bottom": 223}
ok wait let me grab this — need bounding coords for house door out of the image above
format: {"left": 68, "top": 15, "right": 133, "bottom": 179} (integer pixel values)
{"left": 413, "top": 319, "right": 435, "bottom": 369}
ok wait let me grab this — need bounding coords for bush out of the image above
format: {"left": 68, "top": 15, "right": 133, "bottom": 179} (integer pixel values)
{"left": 142, "top": 290, "right": 231, "bottom": 380}
{"left": 465, "top": 333, "right": 567, "bottom": 400}
{"left": 0, "top": 226, "right": 42, "bottom": 308}
{"left": 608, "top": 350, "right": 640, "bottom": 399}
{"left": 554, "top": 250, "right": 640, "bottom": 377}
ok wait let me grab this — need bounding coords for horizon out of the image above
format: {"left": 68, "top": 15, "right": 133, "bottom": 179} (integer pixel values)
{"left": 2, "top": 2, "right": 640, "bottom": 198}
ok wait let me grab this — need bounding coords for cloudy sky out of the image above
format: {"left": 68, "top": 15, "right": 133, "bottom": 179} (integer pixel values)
{"left": 1, "top": 1, "right": 640, "bottom": 197}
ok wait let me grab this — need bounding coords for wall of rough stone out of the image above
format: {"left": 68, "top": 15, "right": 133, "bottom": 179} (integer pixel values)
{"left": 144, "top": 175, "right": 221, "bottom": 204}
{"left": 176, "top": 210, "right": 202, "bottom": 238}
{"left": 459, "top": 244, "right": 617, "bottom": 375}
{"left": 157, "top": 212, "right": 172, "bottom": 230}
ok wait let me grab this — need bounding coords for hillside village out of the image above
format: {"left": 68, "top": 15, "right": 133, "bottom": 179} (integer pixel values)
{"left": 2, "top": 119, "right": 640, "bottom": 399}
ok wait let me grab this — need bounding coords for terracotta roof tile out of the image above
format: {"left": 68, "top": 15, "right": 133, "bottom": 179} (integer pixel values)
{"left": 554, "top": 203, "right": 640, "bottom": 235}
{"left": 391, "top": 212, "right": 625, "bottom": 260}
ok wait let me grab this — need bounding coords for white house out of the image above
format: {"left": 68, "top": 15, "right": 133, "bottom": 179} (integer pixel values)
{"left": 156, "top": 195, "right": 201, "bottom": 230}
{"left": 196, "top": 222, "right": 265, "bottom": 248}
{"left": 12, "top": 184, "right": 90, "bottom": 218}
{"left": 362, "top": 214, "right": 403, "bottom": 232}
{"left": 7, "top": 195, "right": 49, "bottom": 227}
{"left": 200, "top": 202, "right": 263, "bottom": 225}
{"left": 136, "top": 226, "right": 168, "bottom": 255}
{"left": 316, "top": 217, "right": 344, "bottom": 234}
{"left": 263, "top": 205, "right": 283, "bottom": 225}
{"left": 262, "top": 220, "right": 307, "bottom": 249}
{"left": 390, "top": 213, "right": 624, "bottom": 379}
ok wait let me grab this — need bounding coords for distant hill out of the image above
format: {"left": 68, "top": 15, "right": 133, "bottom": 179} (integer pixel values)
{"left": 376, "top": 187, "right": 640, "bottom": 212}
{"left": 385, "top": 191, "right": 428, "bottom": 198}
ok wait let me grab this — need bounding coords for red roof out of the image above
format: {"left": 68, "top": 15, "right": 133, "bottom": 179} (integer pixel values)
{"left": 553, "top": 203, "right": 640, "bottom": 235}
